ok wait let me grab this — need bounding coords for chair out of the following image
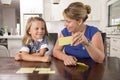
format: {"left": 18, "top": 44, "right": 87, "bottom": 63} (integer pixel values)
{"left": 0, "top": 45, "right": 9, "bottom": 57}
{"left": 45, "top": 33, "right": 58, "bottom": 56}
{"left": 101, "top": 33, "right": 107, "bottom": 57}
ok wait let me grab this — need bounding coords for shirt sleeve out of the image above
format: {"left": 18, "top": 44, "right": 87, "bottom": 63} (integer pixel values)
{"left": 38, "top": 36, "right": 49, "bottom": 51}
{"left": 19, "top": 46, "right": 30, "bottom": 53}
{"left": 61, "top": 28, "right": 71, "bottom": 37}
{"left": 40, "top": 44, "right": 48, "bottom": 49}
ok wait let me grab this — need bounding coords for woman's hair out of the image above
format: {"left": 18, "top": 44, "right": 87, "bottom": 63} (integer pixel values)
{"left": 22, "top": 17, "right": 48, "bottom": 45}
{"left": 63, "top": 2, "right": 91, "bottom": 22}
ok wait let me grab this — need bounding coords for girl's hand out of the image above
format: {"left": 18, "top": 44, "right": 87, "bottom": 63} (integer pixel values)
{"left": 63, "top": 55, "right": 77, "bottom": 66}
{"left": 41, "top": 56, "right": 51, "bottom": 62}
{"left": 32, "top": 52, "right": 42, "bottom": 56}
{"left": 14, "top": 54, "right": 22, "bottom": 60}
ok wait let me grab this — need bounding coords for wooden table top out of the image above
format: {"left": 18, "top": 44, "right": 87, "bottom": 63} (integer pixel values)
{"left": 0, "top": 57, "right": 120, "bottom": 80}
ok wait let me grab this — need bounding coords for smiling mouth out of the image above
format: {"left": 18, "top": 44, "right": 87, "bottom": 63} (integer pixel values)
{"left": 67, "top": 27, "right": 72, "bottom": 30}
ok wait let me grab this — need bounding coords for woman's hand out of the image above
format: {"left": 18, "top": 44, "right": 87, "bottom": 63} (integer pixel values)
{"left": 71, "top": 32, "right": 88, "bottom": 46}
{"left": 63, "top": 55, "right": 77, "bottom": 66}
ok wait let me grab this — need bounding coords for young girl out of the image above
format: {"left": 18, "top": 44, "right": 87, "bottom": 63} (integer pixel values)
{"left": 15, "top": 17, "right": 51, "bottom": 62}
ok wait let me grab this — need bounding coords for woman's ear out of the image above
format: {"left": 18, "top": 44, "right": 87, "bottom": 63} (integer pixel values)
{"left": 78, "top": 18, "right": 83, "bottom": 25}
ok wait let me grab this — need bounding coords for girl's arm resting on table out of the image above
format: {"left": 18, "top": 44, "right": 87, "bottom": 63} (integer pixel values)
{"left": 14, "top": 53, "right": 22, "bottom": 60}
{"left": 15, "top": 51, "right": 51, "bottom": 62}
{"left": 31, "top": 48, "right": 48, "bottom": 56}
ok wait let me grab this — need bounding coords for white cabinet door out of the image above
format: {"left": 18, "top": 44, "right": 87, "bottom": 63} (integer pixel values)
{"left": 110, "top": 37, "right": 120, "bottom": 58}
{"left": 43, "top": 0, "right": 52, "bottom": 21}
{"left": 20, "top": 0, "right": 43, "bottom": 35}
{"left": 20, "top": 0, "right": 43, "bottom": 13}
{"left": 44, "top": 0, "right": 101, "bottom": 21}
{"left": 8, "top": 39, "right": 22, "bottom": 57}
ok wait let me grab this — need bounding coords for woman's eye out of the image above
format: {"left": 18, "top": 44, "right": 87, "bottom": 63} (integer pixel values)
{"left": 65, "top": 20, "right": 70, "bottom": 23}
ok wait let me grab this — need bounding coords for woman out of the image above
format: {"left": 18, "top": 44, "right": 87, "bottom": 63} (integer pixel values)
{"left": 53, "top": 2, "right": 105, "bottom": 66}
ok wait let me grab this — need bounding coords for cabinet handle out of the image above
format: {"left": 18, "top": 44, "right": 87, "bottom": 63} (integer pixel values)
{"left": 113, "top": 39, "right": 118, "bottom": 42}
{"left": 112, "top": 48, "right": 118, "bottom": 51}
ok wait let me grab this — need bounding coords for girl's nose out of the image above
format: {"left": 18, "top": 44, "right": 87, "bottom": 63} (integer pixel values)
{"left": 38, "top": 28, "right": 42, "bottom": 32}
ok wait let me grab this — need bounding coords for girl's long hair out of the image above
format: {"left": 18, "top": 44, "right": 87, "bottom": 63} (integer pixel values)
{"left": 22, "top": 17, "right": 48, "bottom": 46}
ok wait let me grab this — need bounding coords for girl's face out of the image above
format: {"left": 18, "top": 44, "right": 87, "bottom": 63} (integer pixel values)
{"left": 28, "top": 21, "right": 46, "bottom": 41}
{"left": 64, "top": 15, "right": 82, "bottom": 33}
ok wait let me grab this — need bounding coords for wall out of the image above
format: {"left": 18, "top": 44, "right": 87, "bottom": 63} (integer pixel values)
{"left": 104, "top": 0, "right": 120, "bottom": 34}
{"left": 20, "top": 0, "right": 43, "bottom": 35}
{"left": 44, "top": 0, "right": 106, "bottom": 34}
{"left": 19, "top": 0, "right": 109, "bottom": 35}
{"left": 0, "top": 9, "right": 2, "bottom": 27}
{"left": 1, "top": 7, "right": 16, "bottom": 34}
{"left": 46, "top": 21, "right": 64, "bottom": 35}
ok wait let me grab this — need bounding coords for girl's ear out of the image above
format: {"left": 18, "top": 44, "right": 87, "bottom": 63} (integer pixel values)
{"left": 28, "top": 30, "right": 31, "bottom": 34}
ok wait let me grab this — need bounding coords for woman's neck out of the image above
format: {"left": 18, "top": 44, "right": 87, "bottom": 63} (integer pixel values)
{"left": 73, "top": 24, "right": 86, "bottom": 34}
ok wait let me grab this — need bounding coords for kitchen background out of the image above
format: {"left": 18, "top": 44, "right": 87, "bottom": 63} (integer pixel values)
{"left": 0, "top": 0, "right": 109, "bottom": 35}
{"left": 0, "top": 0, "right": 120, "bottom": 58}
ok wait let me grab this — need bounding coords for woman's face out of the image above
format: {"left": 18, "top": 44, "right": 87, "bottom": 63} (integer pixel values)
{"left": 64, "top": 16, "right": 81, "bottom": 33}
{"left": 28, "top": 21, "right": 46, "bottom": 41}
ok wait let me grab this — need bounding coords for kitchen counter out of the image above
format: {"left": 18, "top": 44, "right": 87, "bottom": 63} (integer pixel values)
{"left": 0, "top": 35, "right": 22, "bottom": 57}
{"left": 107, "top": 34, "right": 120, "bottom": 38}
{"left": 106, "top": 34, "right": 120, "bottom": 58}
{"left": 0, "top": 35, "right": 23, "bottom": 39}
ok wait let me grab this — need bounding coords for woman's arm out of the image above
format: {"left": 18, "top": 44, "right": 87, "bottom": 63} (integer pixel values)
{"left": 53, "top": 33, "right": 77, "bottom": 65}
{"left": 72, "top": 31, "right": 105, "bottom": 63}
{"left": 84, "top": 32, "right": 105, "bottom": 63}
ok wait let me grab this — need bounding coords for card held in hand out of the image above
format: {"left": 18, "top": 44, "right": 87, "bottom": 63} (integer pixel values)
{"left": 58, "top": 36, "right": 72, "bottom": 46}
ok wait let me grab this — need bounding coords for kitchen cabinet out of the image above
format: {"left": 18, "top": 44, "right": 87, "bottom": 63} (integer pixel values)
{"left": 110, "top": 37, "right": 120, "bottom": 58}
{"left": 44, "top": 0, "right": 101, "bottom": 21}
{"left": 107, "top": 34, "right": 120, "bottom": 58}
{"left": 106, "top": 37, "right": 110, "bottom": 56}
{"left": 20, "top": 0, "right": 43, "bottom": 35}
{"left": 0, "top": 36, "right": 22, "bottom": 57}
{"left": 0, "top": 38, "right": 7, "bottom": 48}
{"left": 8, "top": 38, "right": 22, "bottom": 57}
{"left": 20, "top": 0, "right": 43, "bottom": 13}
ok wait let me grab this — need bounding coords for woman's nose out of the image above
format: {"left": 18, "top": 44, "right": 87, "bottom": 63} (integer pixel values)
{"left": 64, "top": 22, "right": 67, "bottom": 27}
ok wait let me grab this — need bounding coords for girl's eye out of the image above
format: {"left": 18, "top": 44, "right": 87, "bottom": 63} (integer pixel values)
{"left": 41, "top": 27, "right": 45, "bottom": 30}
{"left": 35, "top": 27, "right": 45, "bottom": 30}
{"left": 36, "top": 27, "right": 39, "bottom": 30}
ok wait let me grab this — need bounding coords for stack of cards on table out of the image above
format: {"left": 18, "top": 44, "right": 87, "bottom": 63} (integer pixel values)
{"left": 58, "top": 36, "right": 72, "bottom": 46}
{"left": 16, "top": 68, "right": 55, "bottom": 74}
{"left": 35, "top": 68, "right": 55, "bottom": 74}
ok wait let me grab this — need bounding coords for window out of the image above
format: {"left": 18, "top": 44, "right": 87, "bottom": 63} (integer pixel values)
{"left": 108, "top": 0, "right": 120, "bottom": 27}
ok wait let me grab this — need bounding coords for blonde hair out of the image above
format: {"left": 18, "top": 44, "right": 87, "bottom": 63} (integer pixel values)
{"left": 22, "top": 17, "right": 48, "bottom": 46}
{"left": 63, "top": 2, "right": 91, "bottom": 22}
